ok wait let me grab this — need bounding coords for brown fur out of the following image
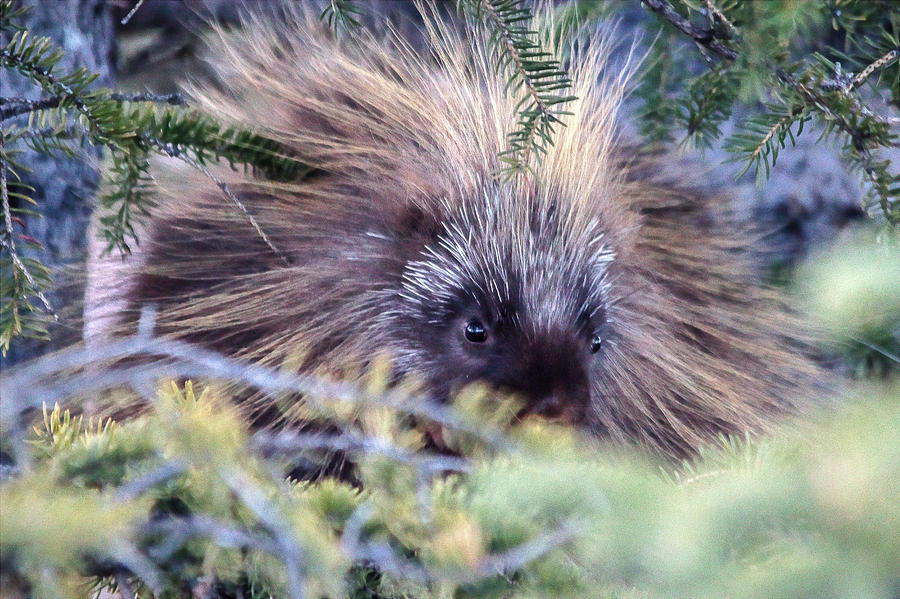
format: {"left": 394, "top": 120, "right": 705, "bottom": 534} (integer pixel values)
{"left": 85, "top": 6, "right": 825, "bottom": 457}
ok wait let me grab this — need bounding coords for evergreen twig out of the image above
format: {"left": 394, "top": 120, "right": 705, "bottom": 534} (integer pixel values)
{"left": 320, "top": 0, "right": 364, "bottom": 33}
{"left": 0, "top": 138, "right": 51, "bottom": 312}
{"left": 0, "top": 92, "right": 186, "bottom": 121}
{"left": 1, "top": 133, "right": 56, "bottom": 355}
{"left": 0, "top": 45, "right": 107, "bottom": 141}
{"left": 776, "top": 67, "right": 897, "bottom": 219}
{"left": 849, "top": 47, "right": 900, "bottom": 92}
{"left": 641, "top": 0, "right": 899, "bottom": 225}
{"left": 459, "top": 0, "right": 576, "bottom": 178}
{"left": 641, "top": 0, "right": 737, "bottom": 61}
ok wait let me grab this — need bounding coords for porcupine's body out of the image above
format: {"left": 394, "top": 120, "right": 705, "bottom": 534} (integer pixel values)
{"left": 85, "top": 6, "right": 823, "bottom": 457}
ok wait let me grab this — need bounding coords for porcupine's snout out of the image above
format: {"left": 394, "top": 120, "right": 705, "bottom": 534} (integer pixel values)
{"left": 489, "top": 332, "right": 592, "bottom": 424}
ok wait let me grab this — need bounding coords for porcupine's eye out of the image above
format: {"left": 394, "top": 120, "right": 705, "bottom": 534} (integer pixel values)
{"left": 590, "top": 334, "right": 602, "bottom": 354}
{"left": 464, "top": 319, "right": 488, "bottom": 343}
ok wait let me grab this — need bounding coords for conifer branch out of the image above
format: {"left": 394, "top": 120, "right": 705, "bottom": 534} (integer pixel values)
{"left": 0, "top": 92, "right": 185, "bottom": 121}
{"left": 641, "top": 0, "right": 898, "bottom": 225}
{"left": 776, "top": 67, "right": 897, "bottom": 220}
{"left": 481, "top": 0, "right": 548, "bottom": 170}
{"left": 0, "top": 165, "right": 40, "bottom": 310}
{"left": 1, "top": 133, "right": 56, "bottom": 354}
{"left": 820, "top": 60, "right": 900, "bottom": 130}
{"left": 0, "top": 45, "right": 106, "bottom": 139}
{"left": 459, "top": 0, "right": 576, "bottom": 178}
{"left": 750, "top": 112, "right": 798, "bottom": 166}
{"left": 641, "top": 0, "right": 737, "bottom": 61}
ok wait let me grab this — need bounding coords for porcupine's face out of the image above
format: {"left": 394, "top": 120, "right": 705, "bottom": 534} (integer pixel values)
{"left": 391, "top": 191, "right": 615, "bottom": 425}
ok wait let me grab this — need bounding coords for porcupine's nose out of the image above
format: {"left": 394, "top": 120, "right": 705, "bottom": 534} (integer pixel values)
{"left": 500, "top": 342, "right": 591, "bottom": 424}
{"left": 521, "top": 377, "right": 590, "bottom": 422}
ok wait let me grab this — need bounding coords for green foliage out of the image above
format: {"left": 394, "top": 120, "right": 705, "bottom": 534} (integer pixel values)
{"left": 1, "top": 473, "right": 151, "bottom": 597}
{"left": 633, "top": 0, "right": 899, "bottom": 226}
{"left": 1, "top": 380, "right": 898, "bottom": 598}
{"left": 0, "top": 158, "right": 53, "bottom": 354}
{"left": 723, "top": 102, "right": 809, "bottom": 181}
{"left": 798, "top": 231, "right": 900, "bottom": 378}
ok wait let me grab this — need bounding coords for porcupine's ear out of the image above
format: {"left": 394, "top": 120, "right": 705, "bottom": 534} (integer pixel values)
{"left": 391, "top": 203, "right": 446, "bottom": 260}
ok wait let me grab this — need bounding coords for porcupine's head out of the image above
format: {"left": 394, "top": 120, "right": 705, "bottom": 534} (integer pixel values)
{"left": 387, "top": 186, "right": 618, "bottom": 425}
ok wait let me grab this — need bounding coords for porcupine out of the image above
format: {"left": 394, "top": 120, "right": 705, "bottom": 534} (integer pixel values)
{"left": 84, "top": 5, "right": 823, "bottom": 458}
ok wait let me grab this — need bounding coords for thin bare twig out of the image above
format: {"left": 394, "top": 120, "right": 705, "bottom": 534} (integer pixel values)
{"left": 0, "top": 133, "right": 56, "bottom": 316}
{"left": 849, "top": 47, "right": 900, "bottom": 92}
{"left": 115, "top": 460, "right": 188, "bottom": 501}
{"left": 120, "top": 0, "right": 147, "bottom": 25}
{"left": 470, "top": 520, "right": 579, "bottom": 579}
{"left": 341, "top": 508, "right": 579, "bottom": 584}
{"left": 220, "top": 469, "right": 308, "bottom": 599}
{"left": 252, "top": 429, "right": 471, "bottom": 473}
{"left": 145, "top": 516, "right": 280, "bottom": 559}
{"left": 148, "top": 138, "right": 291, "bottom": 266}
